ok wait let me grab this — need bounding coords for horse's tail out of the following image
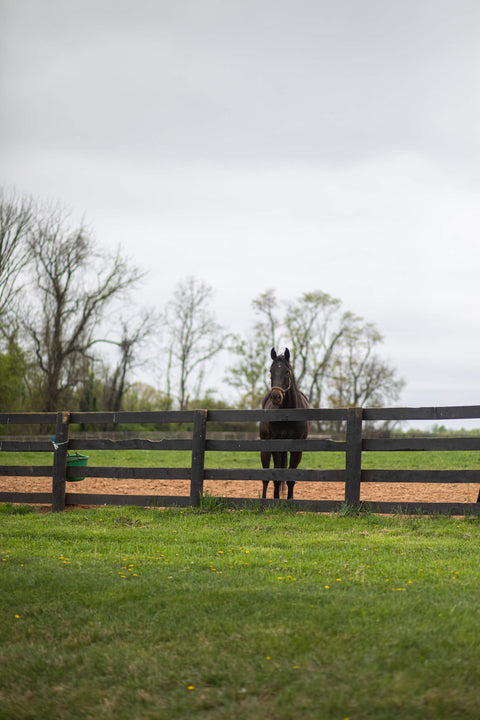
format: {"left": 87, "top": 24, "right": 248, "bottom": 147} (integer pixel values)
{"left": 280, "top": 481, "right": 287, "bottom": 498}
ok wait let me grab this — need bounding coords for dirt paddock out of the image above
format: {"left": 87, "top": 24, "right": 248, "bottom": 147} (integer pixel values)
{"left": 1, "top": 475, "right": 479, "bottom": 506}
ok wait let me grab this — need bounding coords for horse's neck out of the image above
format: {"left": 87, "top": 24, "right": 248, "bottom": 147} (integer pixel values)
{"left": 283, "top": 378, "right": 299, "bottom": 407}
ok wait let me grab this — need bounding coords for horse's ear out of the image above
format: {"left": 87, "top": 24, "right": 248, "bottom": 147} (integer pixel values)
{"left": 284, "top": 348, "right": 290, "bottom": 362}
{"left": 271, "top": 348, "right": 277, "bottom": 361}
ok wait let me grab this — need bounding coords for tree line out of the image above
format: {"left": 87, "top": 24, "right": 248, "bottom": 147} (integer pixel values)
{"left": 0, "top": 189, "right": 404, "bottom": 420}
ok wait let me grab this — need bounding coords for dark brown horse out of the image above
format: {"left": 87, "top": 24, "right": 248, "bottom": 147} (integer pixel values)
{"left": 259, "top": 348, "right": 311, "bottom": 500}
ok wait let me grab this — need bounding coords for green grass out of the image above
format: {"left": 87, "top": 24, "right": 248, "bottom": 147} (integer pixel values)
{"left": 2, "top": 448, "right": 480, "bottom": 469}
{"left": 1, "top": 505, "right": 480, "bottom": 719}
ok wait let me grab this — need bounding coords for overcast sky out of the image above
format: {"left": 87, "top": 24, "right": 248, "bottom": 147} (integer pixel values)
{"left": 1, "top": 0, "right": 480, "bottom": 425}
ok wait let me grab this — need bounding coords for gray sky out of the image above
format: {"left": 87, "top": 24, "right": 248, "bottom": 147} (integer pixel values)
{"left": 2, "top": 0, "right": 480, "bottom": 424}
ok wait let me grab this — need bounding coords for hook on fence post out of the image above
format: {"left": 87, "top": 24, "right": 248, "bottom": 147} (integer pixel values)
{"left": 52, "top": 411, "right": 70, "bottom": 512}
{"left": 345, "top": 407, "right": 363, "bottom": 506}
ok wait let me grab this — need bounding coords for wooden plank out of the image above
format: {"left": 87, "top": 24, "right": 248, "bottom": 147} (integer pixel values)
{"left": 0, "top": 492, "right": 53, "bottom": 504}
{"left": 69, "top": 411, "right": 195, "bottom": 424}
{"left": 69, "top": 438, "right": 192, "bottom": 451}
{"left": 2, "top": 491, "right": 478, "bottom": 516}
{"left": 363, "top": 437, "right": 480, "bottom": 452}
{"left": 65, "top": 493, "right": 191, "bottom": 507}
{"left": 203, "top": 468, "right": 345, "bottom": 482}
{"left": 0, "top": 440, "right": 53, "bottom": 452}
{"left": 345, "top": 408, "right": 363, "bottom": 504}
{"left": 190, "top": 410, "right": 207, "bottom": 506}
{"left": 205, "top": 438, "right": 346, "bottom": 452}
{"left": 0, "top": 413, "right": 56, "bottom": 424}
{"left": 207, "top": 408, "right": 347, "bottom": 423}
{"left": 364, "top": 406, "right": 480, "bottom": 421}
{"left": 0, "top": 465, "right": 52, "bottom": 476}
{"left": 65, "top": 466, "right": 191, "bottom": 480}
{"left": 64, "top": 493, "right": 344, "bottom": 512}
{"left": 362, "top": 469, "right": 480, "bottom": 483}
{"left": 1, "top": 406, "right": 480, "bottom": 427}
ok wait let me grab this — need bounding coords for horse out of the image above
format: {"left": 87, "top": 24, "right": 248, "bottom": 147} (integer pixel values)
{"left": 259, "top": 347, "right": 311, "bottom": 500}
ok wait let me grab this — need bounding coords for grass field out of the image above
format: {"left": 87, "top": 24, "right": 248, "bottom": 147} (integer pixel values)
{"left": 1, "top": 504, "right": 480, "bottom": 719}
{"left": 2, "top": 448, "right": 480, "bottom": 469}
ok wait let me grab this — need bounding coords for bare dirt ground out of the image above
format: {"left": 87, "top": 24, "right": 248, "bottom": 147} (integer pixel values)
{"left": 1, "top": 475, "right": 479, "bottom": 505}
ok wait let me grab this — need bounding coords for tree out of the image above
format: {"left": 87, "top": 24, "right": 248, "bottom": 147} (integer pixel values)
{"left": 327, "top": 321, "right": 405, "bottom": 408}
{"left": 0, "top": 339, "right": 28, "bottom": 412}
{"left": 224, "top": 333, "right": 269, "bottom": 409}
{"left": 161, "top": 277, "right": 230, "bottom": 410}
{"left": 121, "top": 382, "right": 172, "bottom": 412}
{"left": 251, "top": 289, "right": 280, "bottom": 350}
{"left": 228, "top": 288, "right": 405, "bottom": 415}
{"left": 0, "top": 190, "right": 33, "bottom": 322}
{"left": 283, "top": 291, "right": 348, "bottom": 407}
{"left": 22, "top": 206, "right": 145, "bottom": 411}
{"left": 99, "top": 312, "right": 157, "bottom": 412}
{"left": 225, "top": 290, "right": 279, "bottom": 409}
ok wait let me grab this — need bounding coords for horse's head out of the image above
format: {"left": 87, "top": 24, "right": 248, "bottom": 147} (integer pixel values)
{"left": 269, "top": 347, "right": 292, "bottom": 406}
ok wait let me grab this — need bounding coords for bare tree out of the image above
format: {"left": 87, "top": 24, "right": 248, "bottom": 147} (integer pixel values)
{"left": 251, "top": 289, "right": 280, "bottom": 349}
{"left": 284, "top": 291, "right": 349, "bottom": 407}
{"left": 229, "top": 288, "right": 405, "bottom": 417}
{"left": 97, "top": 312, "right": 157, "bottom": 412}
{"left": 22, "top": 207, "right": 145, "bottom": 411}
{"left": 162, "top": 277, "right": 229, "bottom": 410}
{"left": 328, "top": 321, "right": 405, "bottom": 408}
{"left": 0, "top": 190, "right": 33, "bottom": 322}
{"left": 225, "top": 290, "right": 280, "bottom": 408}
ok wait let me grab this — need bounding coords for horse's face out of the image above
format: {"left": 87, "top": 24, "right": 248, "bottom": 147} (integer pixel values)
{"left": 269, "top": 358, "right": 291, "bottom": 407}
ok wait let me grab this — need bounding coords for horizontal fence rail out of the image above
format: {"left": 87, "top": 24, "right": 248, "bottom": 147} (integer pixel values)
{"left": 0, "top": 407, "right": 479, "bottom": 514}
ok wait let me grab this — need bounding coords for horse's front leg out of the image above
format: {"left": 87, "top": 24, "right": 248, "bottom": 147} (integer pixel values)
{"left": 286, "top": 451, "right": 302, "bottom": 500}
{"left": 273, "top": 452, "right": 287, "bottom": 499}
{"left": 261, "top": 451, "right": 271, "bottom": 498}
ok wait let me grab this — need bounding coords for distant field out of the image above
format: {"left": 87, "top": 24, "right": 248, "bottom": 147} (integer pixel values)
{"left": 1, "top": 449, "right": 480, "bottom": 470}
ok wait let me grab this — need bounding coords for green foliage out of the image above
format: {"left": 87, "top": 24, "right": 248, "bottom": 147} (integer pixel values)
{"left": 1, "top": 508, "right": 480, "bottom": 719}
{"left": 121, "top": 382, "right": 172, "bottom": 413}
{"left": 0, "top": 342, "right": 27, "bottom": 412}
{"left": 224, "top": 333, "right": 269, "bottom": 409}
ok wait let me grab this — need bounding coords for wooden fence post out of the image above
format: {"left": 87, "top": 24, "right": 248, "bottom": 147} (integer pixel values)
{"left": 52, "top": 411, "right": 70, "bottom": 512}
{"left": 345, "top": 407, "right": 363, "bottom": 505}
{"left": 190, "top": 409, "right": 207, "bottom": 507}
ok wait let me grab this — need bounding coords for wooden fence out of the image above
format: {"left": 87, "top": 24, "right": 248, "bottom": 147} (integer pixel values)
{"left": 1, "top": 406, "right": 480, "bottom": 515}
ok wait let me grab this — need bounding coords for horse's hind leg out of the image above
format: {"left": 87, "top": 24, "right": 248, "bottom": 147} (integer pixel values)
{"left": 289, "top": 451, "right": 302, "bottom": 469}
{"left": 261, "top": 452, "right": 271, "bottom": 498}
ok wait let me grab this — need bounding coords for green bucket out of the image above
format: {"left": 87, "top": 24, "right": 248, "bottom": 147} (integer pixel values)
{"left": 66, "top": 452, "right": 89, "bottom": 482}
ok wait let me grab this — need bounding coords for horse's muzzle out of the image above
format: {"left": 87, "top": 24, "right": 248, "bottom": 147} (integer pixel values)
{"left": 271, "top": 389, "right": 284, "bottom": 406}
